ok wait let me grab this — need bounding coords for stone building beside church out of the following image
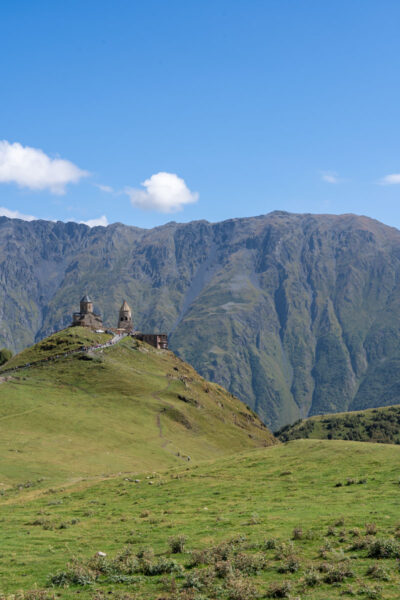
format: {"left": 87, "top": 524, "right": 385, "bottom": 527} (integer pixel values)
{"left": 71, "top": 295, "right": 168, "bottom": 349}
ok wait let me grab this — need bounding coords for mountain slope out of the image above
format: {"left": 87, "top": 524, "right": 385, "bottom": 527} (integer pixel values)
{"left": 276, "top": 404, "right": 400, "bottom": 444}
{"left": 2, "top": 212, "right": 400, "bottom": 428}
{"left": 0, "top": 328, "right": 274, "bottom": 487}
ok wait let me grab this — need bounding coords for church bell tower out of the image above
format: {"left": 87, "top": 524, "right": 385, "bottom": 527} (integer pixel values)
{"left": 80, "top": 295, "right": 94, "bottom": 314}
{"left": 118, "top": 300, "right": 133, "bottom": 332}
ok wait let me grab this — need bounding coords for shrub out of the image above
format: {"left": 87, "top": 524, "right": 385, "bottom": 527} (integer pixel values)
{"left": 277, "top": 556, "right": 300, "bottom": 573}
{"left": 367, "top": 538, "right": 400, "bottom": 559}
{"left": 109, "top": 547, "right": 139, "bottom": 575}
{"left": 139, "top": 557, "right": 183, "bottom": 576}
{"left": 182, "top": 567, "right": 215, "bottom": 592}
{"left": 292, "top": 527, "right": 303, "bottom": 540}
{"left": 263, "top": 538, "right": 278, "bottom": 550}
{"left": 351, "top": 536, "right": 373, "bottom": 551}
{"left": 274, "top": 541, "right": 294, "bottom": 560}
{"left": 188, "top": 548, "right": 212, "bottom": 566}
{"left": 86, "top": 553, "right": 113, "bottom": 575}
{"left": 211, "top": 541, "right": 234, "bottom": 561}
{"left": 323, "top": 562, "right": 354, "bottom": 583}
{"left": 304, "top": 567, "right": 321, "bottom": 586}
{"left": 326, "top": 525, "right": 336, "bottom": 536}
{"left": 366, "top": 564, "right": 390, "bottom": 581}
{"left": 266, "top": 580, "right": 292, "bottom": 598}
{"left": 365, "top": 523, "right": 377, "bottom": 536}
{"left": 30, "top": 518, "right": 53, "bottom": 530}
{"left": 136, "top": 547, "right": 154, "bottom": 561}
{"left": 358, "top": 584, "right": 383, "bottom": 599}
{"left": 233, "top": 553, "right": 266, "bottom": 574}
{"left": 318, "top": 541, "right": 332, "bottom": 557}
{"left": 182, "top": 571, "right": 202, "bottom": 591}
{"left": 0, "top": 348, "right": 13, "bottom": 366}
{"left": 226, "top": 576, "right": 258, "bottom": 600}
{"left": 48, "top": 563, "right": 96, "bottom": 586}
{"left": 215, "top": 560, "right": 234, "bottom": 578}
{"left": 168, "top": 534, "right": 187, "bottom": 554}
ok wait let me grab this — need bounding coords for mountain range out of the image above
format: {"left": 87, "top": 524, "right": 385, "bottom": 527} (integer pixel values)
{"left": 2, "top": 211, "right": 400, "bottom": 429}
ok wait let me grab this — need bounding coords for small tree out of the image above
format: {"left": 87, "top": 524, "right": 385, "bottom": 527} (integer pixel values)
{"left": 0, "top": 348, "right": 12, "bottom": 366}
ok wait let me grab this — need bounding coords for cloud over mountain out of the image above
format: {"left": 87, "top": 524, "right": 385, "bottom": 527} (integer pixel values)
{"left": 126, "top": 172, "right": 198, "bottom": 213}
{"left": 0, "top": 206, "right": 37, "bottom": 221}
{"left": 0, "top": 141, "right": 88, "bottom": 194}
{"left": 80, "top": 215, "right": 109, "bottom": 227}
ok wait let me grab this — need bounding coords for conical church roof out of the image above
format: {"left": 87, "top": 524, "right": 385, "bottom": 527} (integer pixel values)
{"left": 81, "top": 295, "right": 92, "bottom": 303}
{"left": 120, "top": 300, "right": 131, "bottom": 311}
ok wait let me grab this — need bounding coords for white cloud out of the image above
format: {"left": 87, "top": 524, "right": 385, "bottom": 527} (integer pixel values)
{"left": 0, "top": 140, "right": 89, "bottom": 194}
{"left": 0, "top": 205, "right": 108, "bottom": 227}
{"left": 321, "top": 171, "right": 340, "bottom": 184}
{"left": 0, "top": 206, "right": 37, "bottom": 221}
{"left": 126, "top": 172, "right": 199, "bottom": 213}
{"left": 378, "top": 173, "right": 400, "bottom": 185}
{"left": 95, "top": 183, "right": 114, "bottom": 193}
{"left": 80, "top": 215, "right": 108, "bottom": 227}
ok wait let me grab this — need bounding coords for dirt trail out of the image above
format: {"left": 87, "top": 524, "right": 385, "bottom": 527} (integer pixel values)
{"left": 152, "top": 380, "right": 186, "bottom": 455}
{"left": 0, "top": 406, "right": 42, "bottom": 421}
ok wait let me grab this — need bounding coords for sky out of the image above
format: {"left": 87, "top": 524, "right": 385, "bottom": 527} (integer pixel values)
{"left": 1, "top": 0, "right": 400, "bottom": 229}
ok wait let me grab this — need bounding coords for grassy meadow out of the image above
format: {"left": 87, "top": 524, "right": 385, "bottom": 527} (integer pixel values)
{"left": 1, "top": 440, "right": 400, "bottom": 599}
{"left": 1, "top": 330, "right": 399, "bottom": 599}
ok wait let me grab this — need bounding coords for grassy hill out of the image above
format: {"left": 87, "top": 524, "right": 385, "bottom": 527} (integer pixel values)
{"left": 1, "top": 439, "right": 400, "bottom": 598}
{"left": 276, "top": 405, "right": 400, "bottom": 444}
{"left": 0, "top": 327, "right": 274, "bottom": 489}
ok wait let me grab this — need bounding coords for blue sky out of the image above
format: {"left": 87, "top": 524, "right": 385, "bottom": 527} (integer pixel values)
{"left": 1, "top": 0, "right": 400, "bottom": 229}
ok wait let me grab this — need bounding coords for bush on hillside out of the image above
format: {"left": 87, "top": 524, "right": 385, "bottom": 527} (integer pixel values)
{"left": 367, "top": 538, "right": 400, "bottom": 559}
{"left": 0, "top": 348, "right": 13, "bottom": 366}
{"left": 168, "top": 534, "right": 187, "bottom": 554}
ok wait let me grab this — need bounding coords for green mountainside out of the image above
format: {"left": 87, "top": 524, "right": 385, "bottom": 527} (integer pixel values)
{"left": 0, "top": 328, "right": 274, "bottom": 487}
{"left": 2, "top": 211, "right": 400, "bottom": 428}
{"left": 2, "top": 439, "right": 400, "bottom": 599}
{"left": 276, "top": 404, "right": 400, "bottom": 444}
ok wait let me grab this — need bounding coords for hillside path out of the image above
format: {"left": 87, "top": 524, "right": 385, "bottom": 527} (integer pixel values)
{"left": 0, "top": 333, "right": 128, "bottom": 376}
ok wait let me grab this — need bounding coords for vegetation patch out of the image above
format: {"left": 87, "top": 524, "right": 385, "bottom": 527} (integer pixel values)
{"left": 276, "top": 404, "right": 400, "bottom": 444}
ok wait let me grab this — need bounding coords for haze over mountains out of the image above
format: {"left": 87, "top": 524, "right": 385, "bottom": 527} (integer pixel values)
{"left": 2, "top": 211, "right": 400, "bottom": 429}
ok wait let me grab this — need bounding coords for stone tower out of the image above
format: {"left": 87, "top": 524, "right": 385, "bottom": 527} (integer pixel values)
{"left": 80, "top": 295, "right": 94, "bottom": 314}
{"left": 118, "top": 300, "right": 133, "bottom": 332}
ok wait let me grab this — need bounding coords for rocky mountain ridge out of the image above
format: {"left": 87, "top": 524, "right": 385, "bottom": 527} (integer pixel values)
{"left": 2, "top": 211, "right": 400, "bottom": 429}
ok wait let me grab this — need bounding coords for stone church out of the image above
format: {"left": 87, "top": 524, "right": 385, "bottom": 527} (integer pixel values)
{"left": 71, "top": 295, "right": 168, "bottom": 349}
{"left": 72, "top": 295, "right": 104, "bottom": 330}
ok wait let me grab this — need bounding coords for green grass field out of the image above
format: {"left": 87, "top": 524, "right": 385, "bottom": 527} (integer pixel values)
{"left": 1, "top": 440, "right": 400, "bottom": 599}
{"left": 1, "top": 329, "right": 399, "bottom": 599}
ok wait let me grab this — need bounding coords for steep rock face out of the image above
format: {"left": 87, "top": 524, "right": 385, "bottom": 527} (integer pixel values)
{"left": 1, "top": 212, "right": 400, "bottom": 429}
